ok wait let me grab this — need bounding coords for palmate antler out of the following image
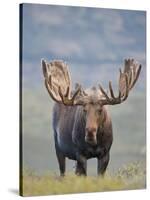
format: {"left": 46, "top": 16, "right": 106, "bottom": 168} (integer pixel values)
{"left": 42, "top": 58, "right": 141, "bottom": 106}
{"left": 42, "top": 60, "right": 86, "bottom": 105}
{"left": 99, "top": 59, "right": 142, "bottom": 105}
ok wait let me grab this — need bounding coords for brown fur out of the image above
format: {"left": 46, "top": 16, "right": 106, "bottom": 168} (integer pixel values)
{"left": 53, "top": 89, "right": 113, "bottom": 176}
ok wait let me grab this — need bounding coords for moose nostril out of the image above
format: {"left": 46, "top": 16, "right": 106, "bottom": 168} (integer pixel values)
{"left": 85, "top": 135, "right": 97, "bottom": 145}
{"left": 87, "top": 134, "right": 93, "bottom": 140}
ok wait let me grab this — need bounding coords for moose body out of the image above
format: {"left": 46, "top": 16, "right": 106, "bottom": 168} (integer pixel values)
{"left": 42, "top": 58, "right": 141, "bottom": 176}
{"left": 53, "top": 101, "right": 113, "bottom": 176}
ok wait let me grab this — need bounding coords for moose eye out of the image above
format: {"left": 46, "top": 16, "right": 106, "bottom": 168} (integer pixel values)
{"left": 83, "top": 108, "right": 87, "bottom": 113}
{"left": 97, "top": 109, "right": 102, "bottom": 114}
{"left": 83, "top": 106, "right": 88, "bottom": 113}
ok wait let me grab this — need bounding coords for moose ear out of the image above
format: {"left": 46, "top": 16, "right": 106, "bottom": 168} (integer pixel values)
{"left": 75, "top": 83, "right": 80, "bottom": 90}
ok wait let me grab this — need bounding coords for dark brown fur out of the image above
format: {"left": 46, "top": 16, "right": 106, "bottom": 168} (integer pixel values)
{"left": 53, "top": 101, "right": 113, "bottom": 176}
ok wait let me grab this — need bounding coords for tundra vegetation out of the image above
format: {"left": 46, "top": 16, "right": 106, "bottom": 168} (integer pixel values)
{"left": 22, "top": 162, "right": 146, "bottom": 196}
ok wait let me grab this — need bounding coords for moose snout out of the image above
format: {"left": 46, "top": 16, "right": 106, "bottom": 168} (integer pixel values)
{"left": 85, "top": 127, "right": 97, "bottom": 145}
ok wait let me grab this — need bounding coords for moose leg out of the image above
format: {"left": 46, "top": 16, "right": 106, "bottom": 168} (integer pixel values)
{"left": 75, "top": 153, "right": 87, "bottom": 176}
{"left": 97, "top": 153, "right": 109, "bottom": 176}
{"left": 54, "top": 133, "right": 66, "bottom": 176}
{"left": 55, "top": 149, "right": 66, "bottom": 176}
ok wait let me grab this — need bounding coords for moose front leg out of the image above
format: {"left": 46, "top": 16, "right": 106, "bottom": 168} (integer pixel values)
{"left": 56, "top": 150, "right": 66, "bottom": 176}
{"left": 75, "top": 152, "right": 87, "bottom": 176}
{"left": 97, "top": 153, "right": 109, "bottom": 176}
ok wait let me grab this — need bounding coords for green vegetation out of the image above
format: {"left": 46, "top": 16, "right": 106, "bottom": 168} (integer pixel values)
{"left": 21, "top": 162, "right": 146, "bottom": 196}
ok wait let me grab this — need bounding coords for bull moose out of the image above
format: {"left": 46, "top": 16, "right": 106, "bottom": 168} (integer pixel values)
{"left": 42, "top": 59, "right": 141, "bottom": 176}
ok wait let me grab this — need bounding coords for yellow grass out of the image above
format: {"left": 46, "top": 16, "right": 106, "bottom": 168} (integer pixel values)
{"left": 21, "top": 162, "right": 146, "bottom": 196}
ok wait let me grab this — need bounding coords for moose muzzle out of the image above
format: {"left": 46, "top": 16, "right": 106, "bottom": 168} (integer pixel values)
{"left": 85, "top": 127, "right": 97, "bottom": 145}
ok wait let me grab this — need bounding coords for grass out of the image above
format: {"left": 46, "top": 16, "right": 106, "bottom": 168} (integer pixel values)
{"left": 21, "top": 162, "right": 146, "bottom": 196}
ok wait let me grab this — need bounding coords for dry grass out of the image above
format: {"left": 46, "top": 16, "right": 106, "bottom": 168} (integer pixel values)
{"left": 21, "top": 162, "right": 146, "bottom": 196}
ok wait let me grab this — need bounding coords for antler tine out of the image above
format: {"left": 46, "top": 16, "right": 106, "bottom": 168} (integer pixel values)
{"left": 123, "top": 59, "right": 142, "bottom": 90}
{"left": 48, "top": 75, "right": 52, "bottom": 89}
{"left": 72, "top": 86, "right": 81, "bottom": 99}
{"left": 64, "top": 86, "right": 70, "bottom": 97}
{"left": 109, "top": 81, "right": 115, "bottom": 98}
{"left": 58, "top": 85, "right": 83, "bottom": 106}
{"left": 99, "top": 84, "right": 110, "bottom": 102}
{"left": 121, "top": 73, "right": 129, "bottom": 101}
{"left": 99, "top": 59, "right": 141, "bottom": 106}
{"left": 41, "top": 59, "right": 47, "bottom": 78}
{"left": 129, "top": 64, "right": 142, "bottom": 90}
